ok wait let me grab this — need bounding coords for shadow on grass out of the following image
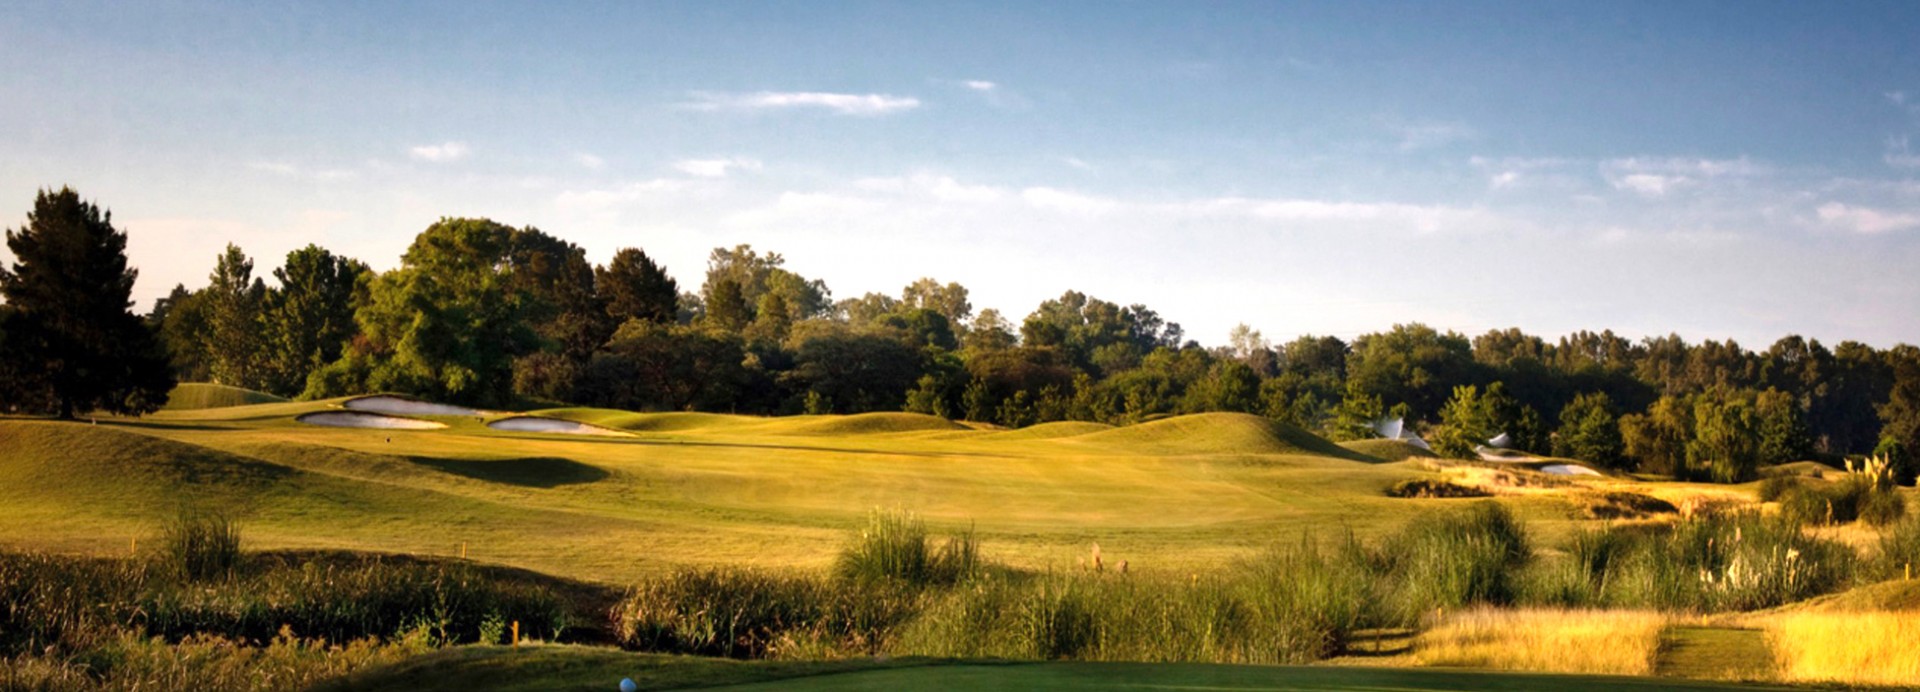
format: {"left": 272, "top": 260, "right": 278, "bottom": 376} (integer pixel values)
{"left": 408, "top": 456, "right": 610, "bottom": 488}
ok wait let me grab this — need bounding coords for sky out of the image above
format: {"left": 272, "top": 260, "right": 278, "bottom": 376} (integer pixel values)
{"left": 3, "top": 1, "right": 1919, "bottom": 349}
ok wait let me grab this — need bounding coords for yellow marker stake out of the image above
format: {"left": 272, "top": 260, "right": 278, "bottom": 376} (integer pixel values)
{"left": 512, "top": 620, "right": 520, "bottom": 647}
{"left": 461, "top": 542, "right": 467, "bottom": 560}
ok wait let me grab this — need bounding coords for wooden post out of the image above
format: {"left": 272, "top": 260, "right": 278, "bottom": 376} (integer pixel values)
{"left": 512, "top": 620, "right": 520, "bottom": 647}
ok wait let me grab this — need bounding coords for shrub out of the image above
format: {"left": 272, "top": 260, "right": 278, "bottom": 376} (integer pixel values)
{"left": 160, "top": 510, "right": 243, "bottom": 582}
{"left": 834, "top": 510, "right": 978, "bottom": 587}
{"left": 1607, "top": 512, "right": 1853, "bottom": 611}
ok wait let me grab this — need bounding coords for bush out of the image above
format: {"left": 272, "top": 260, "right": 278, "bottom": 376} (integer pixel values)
{"left": 1779, "top": 476, "right": 1901, "bottom": 526}
{"left": 1607, "top": 513, "right": 1853, "bottom": 611}
{"left": 160, "top": 510, "right": 243, "bottom": 582}
{"left": 834, "top": 510, "right": 978, "bottom": 587}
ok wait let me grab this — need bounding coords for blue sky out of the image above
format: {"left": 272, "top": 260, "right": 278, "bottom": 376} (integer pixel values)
{"left": 4, "top": 1, "right": 1919, "bottom": 347}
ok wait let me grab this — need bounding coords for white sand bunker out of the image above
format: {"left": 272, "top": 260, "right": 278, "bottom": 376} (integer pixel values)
{"left": 1540, "top": 464, "right": 1602, "bottom": 476}
{"left": 344, "top": 395, "right": 481, "bottom": 417}
{"left": 298, "top": 411, "right": 446, "bottom": 430}
{"left": 487, "top": 416, "right": 629, "bottom": 437}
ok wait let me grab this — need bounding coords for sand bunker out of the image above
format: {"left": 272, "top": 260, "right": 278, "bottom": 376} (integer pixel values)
{"left": 344, "top": 395, "right": 481, "bottom": 417}
{"left": 1540, "top": 464, "right": 1602, "bottom": 476}
{"left": 487, "top": 416, "right": 630, "bottom": 437}
{"left": 298, "top": 411, "right": 446, "bottom": 430}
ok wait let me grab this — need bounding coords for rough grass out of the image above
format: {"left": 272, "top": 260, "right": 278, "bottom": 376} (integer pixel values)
{"left": 1761, "top": 611, "right": 1920, "bottom": 686}
{"left": 1412, "top": 607, "right": 1667, "bottom": 675}
{"left": 161, "top": 383, "right": 290, "bottom": 411}
{"left": 986, "top": 421, "right": 1114, "bottom": 440}
{"left": 780, "top": 412, "right": 967, "bottom": 435}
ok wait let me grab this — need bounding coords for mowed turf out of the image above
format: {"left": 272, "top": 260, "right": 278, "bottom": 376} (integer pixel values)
{"left": 319, "top": 647, "right": 1794, "bottom": 692}
{"left": 1, "top": 396, "right": 1584, "bottom": 585}
{"left": 159, "top": 382, "right": 290, "bottom": 410}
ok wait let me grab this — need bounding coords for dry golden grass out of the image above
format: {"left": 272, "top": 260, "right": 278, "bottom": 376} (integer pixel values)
{"left": 1760, "top": 611, "right": 1920, "bottom": 687}
{"left": 1412, "top": 607, "right": 1668, "bottom": 675}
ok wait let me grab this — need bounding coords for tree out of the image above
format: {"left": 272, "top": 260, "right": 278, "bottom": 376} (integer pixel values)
{"left": 1621, "top": 395, "right": 1693, "bottom": 476}
{"left": 1688, "top": 391, "right": 1761, "bottom": 483}
{"left": 323, "top": 217, "right": 538, "bottom": 407}
{"left": 597, "top": 248, "right": 678, "bottom": 325}
{"left": 1552, "top": 392, "right": 1625, "bottom": 469}
{"left": 1754, "top": 387, "right": 1813, "bottom": 465}
{"left": 204, "top": 244, "right": 269, "bottom": 389}
{"left": 1877, "top": 344, "right": 1920, "bottom": 484}
{"left": 0, "top": 188, "right": 173, "bottom": 417}
{"left": 262, "top": 245, "right": 368, "bottom": 396}
{"left": 1345, "top": 323, "right": 1475, "bottom": 422}
{"left": 150, "top": 284, "right": 211, "bottom": 381}
{"left": 507, "top": 227, "right": 610, "bottom": 363}
{"left": 704, "top": 278, "right": 751, "bottom": 332}
{"left": 702, "top": 244, "right": 830, "bottom": 324}
{"left": 1430, "top": 385, "right": 1495, "bottom": 459}
{"left": 900, "top": 278, "right": 972, "bottom": 326}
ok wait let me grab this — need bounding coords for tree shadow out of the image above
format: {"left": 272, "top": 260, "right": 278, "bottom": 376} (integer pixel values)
{"left": 407, "top": 456, "right": 609, "bottom": 488}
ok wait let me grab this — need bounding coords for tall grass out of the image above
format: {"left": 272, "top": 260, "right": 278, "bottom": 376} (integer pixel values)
{"left": 1412, "top": 607, "right": 1667, "bottom": 675}
{"left": 1521, "top": 513, "right": 1855, "bottom": 612}
{"left": 609, "top": 568, "right": 920, "bottom": 658}
{"left": 833, "top": 510, "right": 978, "bottom": 587}
{"left": 1877, "top": 514, "right": 1920, "bottom": 579}
{"left": 161, "top": 509, "right": 243, "bottom": 582}
{"left": 1762, "top": 611, "right": 1920, "bottom": 687}
{"left": 6, "top": 626, "right": 429, "bottom": 692}
{"left": 1375, "top": 501, "right": 1530, "bottom": 623}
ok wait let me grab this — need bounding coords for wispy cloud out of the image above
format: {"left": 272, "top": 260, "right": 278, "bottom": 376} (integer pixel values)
{"left": 1886, "top": 136, "right": 1920, "bottom": 168}
{"left": 1817, "top": 202, "right": 1920, "bottom": 234}
{"left": 1600, "top": 156, "right": 1763, "bottom": 196}
{"left": 682, "top": 91, "right": 921, "bottom": 116}
{"left": 1393, "top": 121, "right": 1476, "bottom": 151}
{"left": 674, "top": 157, "right": 763, "bottom": 178}
{"left": 575, "top": 153, "right": 605, "bottom": 170}
{"left": 1061, "top": 156, "right": 1096, "bottom": 171}
{"left": 963, "top": 80, "right": 996, "bottom": 92}
{"left": 408, "top": 141, "right": 470, "bottom": 163}
{"left": 1613, "top": 173, "right": 1686, "bottom": 196}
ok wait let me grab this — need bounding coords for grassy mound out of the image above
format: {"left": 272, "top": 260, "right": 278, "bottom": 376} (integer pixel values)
{"left": 1072, "top": 412, "right": 1373, "bottom": 460}
{"left": 988, "top": 421, "right": 1115, "bottom": 440}
{"left": 161, "top": 383, "right": 289, "bottom": 411}
{"left": 777, "top": 412, "right": 967, "bottom": 435}
{"left": 1340, "top": 438, "right": 1439, "bottom": 463}
{"left": 0, "top": 421, "right": 298, "bottom": 508}
{"left": 1784, "top": 579, "right": 1920, "bottom": 612}
{"left": 535, "top": 409, "right": 763, "bottom": 433}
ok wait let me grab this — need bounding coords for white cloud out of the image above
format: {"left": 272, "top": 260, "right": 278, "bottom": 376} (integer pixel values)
{"left": 963, "top": 80, "right": 997, "bottom": 92}
{"left": 674, "top": 157, "right": 763, "bottom": 178}
{"left": 683, "top": 91, "right": 921, "bottom": 116}
{"left": 1613, "top": 173, "right": 1687, "bottom": 196}
{"left": 553, "top": 179, "right": 691, "bottom": 214}
{"left": 1489, "top": 171, "right": 1520, "bottom": 190}
{"left": 1021, "top": 187, "right": 1119, "bottom": 215}
{"left": 854, "top": 174, "right": 1004, "bottom": 203}
{"left": 408, "top": 141, "right": 470, "bottom": 163}
{"left": 1817, "top": 202, "right": 1920, "bottom": 234}
{"left": 1061, "top": 156, "right": 1095, "bottom": 171}
{"left": 576, "top": 153, "right": 605, "bottom": 170}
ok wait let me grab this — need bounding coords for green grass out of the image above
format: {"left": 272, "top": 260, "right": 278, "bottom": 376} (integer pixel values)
{"left": 161, "top": 382, "right": 290, "bottom": 410}
{"left": 320, "top": 646, "right": 1795, "bottom": 691}
{"left": 0, "top": 401, "right": 1490, "bottom": 584}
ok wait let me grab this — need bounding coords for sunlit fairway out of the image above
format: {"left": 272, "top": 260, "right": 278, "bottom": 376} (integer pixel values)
{"left": 0, "top": 396, "right": 1601, "bottom": 584}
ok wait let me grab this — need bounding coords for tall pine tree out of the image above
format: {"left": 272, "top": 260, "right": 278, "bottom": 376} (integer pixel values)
{"left": 0, "top": 188, "right": 173, "bottom": 417}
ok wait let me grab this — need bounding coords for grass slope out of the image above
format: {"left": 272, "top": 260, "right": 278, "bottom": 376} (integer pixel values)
{"left": 322, "top": 647, "right": 1790, "bottom": 692}
{"left": 0, "top": 403, "right": 1583, "bottom": 583}
{"left": 1341, "top": 438, "right": 1440, "bottom": 463}
{"left": 161, "top": 382, "right": 290, "bottom": 410}
{"left": 1068, "top": 412, "right": 1376, "bottom": 460}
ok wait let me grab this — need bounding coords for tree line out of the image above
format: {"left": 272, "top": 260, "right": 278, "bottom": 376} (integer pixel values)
{"left": 4, "top": 188, "right": 1917, "bottom": 484}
